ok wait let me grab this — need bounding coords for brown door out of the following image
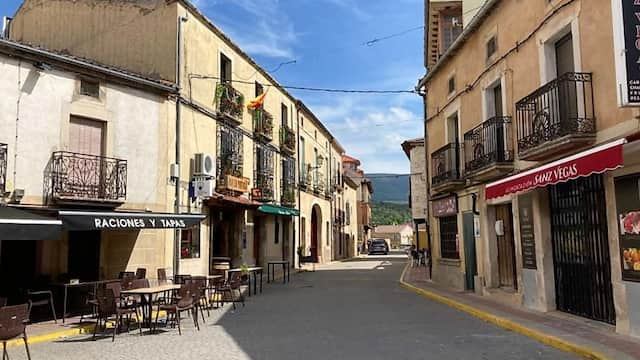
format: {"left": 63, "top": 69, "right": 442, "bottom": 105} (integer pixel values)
{"left": 555, "top": 33, "right": 577, "bottom": 129}
{"left": 496, "top": 204, "right": 517, "bottom": 289}
{"left": 311, "top": 208, "right": 318, "bottom": 262}
{"left": 68, "top": 117, "right": 105, "bottom": 197}
{"left": 555, "top": 33, "right": 575, "bottom": 77}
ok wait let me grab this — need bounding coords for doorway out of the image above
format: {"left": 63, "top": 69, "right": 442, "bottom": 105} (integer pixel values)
{"left": 462, "top": 212, "right": 477, "bottom": 291}
{"left": 549, "top": 174, "right": 615, "bottom": 324}
{"left": 311, "top": 207, "right": 319, "bottom": 262}
{"left": 68, "top": 231, "right": 101, "bottom": 282}
{"left": 495, "top": 204, "right": 517, "bottom": 289}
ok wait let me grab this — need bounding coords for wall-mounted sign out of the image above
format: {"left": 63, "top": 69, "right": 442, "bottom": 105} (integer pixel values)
{"left": 432, "top": 196, "right": 457, "bottom": 217}
{"left": 58, "top": 211, "right": 206, "bottom": 231}
{"left": 612, "top": 0, "right": 640, "bottom": 106}
{"left": 615, "top": 174, "right": 640, "bottom": 282}
{"left": 219, "top": 175, "right": 250, "bottom": 193}
{"left": 251, "top": 187, "right": 263, "bottom": 199}
{"left": 518, "top": 194, "right": 537, "bottom": 269}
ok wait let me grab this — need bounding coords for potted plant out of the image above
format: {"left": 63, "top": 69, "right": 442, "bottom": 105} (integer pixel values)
{"left": 240, "top": 263, "right": 250, "bottom": 283}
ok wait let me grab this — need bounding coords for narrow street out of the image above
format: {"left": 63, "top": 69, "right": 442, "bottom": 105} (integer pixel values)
{"left": 11, "top": 255, "right": 576, "bottom": 360}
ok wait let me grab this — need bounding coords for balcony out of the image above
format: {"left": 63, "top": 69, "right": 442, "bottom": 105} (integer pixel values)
{"left": 516, "top": 72, "right": 595, "bottom": 161}
{"left": 463, "top": 116, "right": 514, "bottom": 182}
{"left": 50, "top": 151, "right": 127, "bottom": 205}
{"left": 313, "top": 173, "right": 324, "bottom": 195}
{"left": 299, "top": 165, "right": 312, "bottom": 190}
{"left": 431, "top": 143, "right": 463, "bottom": 193}
{"left": 253, "top": 108, "right": 274, "bottom": 142}
{"left": 0, "top": 143, "right": 6, "bottom": 195}
{"left": 253, "top": 174, "right": 274, "bottom": 202}
{"left": 281, "top": 185, "right": 296, "bottom": 208}
{"left": 324, "top": 184, "right": 333, "bottom": 200}
{"left": 280, "top": 126, "right": 296, "bottom": 155}
{"left": 215, "top": 82, "right": 245, "bottom": 125}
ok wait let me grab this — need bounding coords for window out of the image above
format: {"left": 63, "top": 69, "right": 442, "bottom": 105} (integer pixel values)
{"left": 448, "top": 76, "right": 455, "bottom": 94}
{"left": 300, "top": 137, "right": 306, "bottom": 178}
{"left": 255, "top": 82, "right": 264, "bottom": 97}
{"left": 282, "top": 156, "right": 295, "bottom": 206}
{"left": 80, "top": 79, "right": 100, "bottom": 98}
{"left": 220, "top": 53, "right": 232, "bottom": 83}
{"left": 314, "top": 130, "right": 317, "bottom": 140}
{"left": 441, "top": 13, "right": 462, "bottom": 53}
{"left": 439, "top": 216, "right": 459, "bottom": 259}
{"left": 217, "top": 124, "right": 243, "bottom": 178}
{"left": 281, "top": 104, "right": 288, "bottom": 127}
{"left": 254, "top": 144, "right": 275, "bottom": 201}
{"left": 346, "top": 203, "right": 351, "bottom": 225}
{"left": 486, "top": 36, "right": 497, "bottom": 60}
{"left": 180, "top": 226, "right": 201, "bottom": 259}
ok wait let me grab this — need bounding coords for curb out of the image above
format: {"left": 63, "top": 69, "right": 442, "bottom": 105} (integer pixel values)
{"left": 6, "top": 324, "right": 96, "bottom": 348}
{"left": 398, "top": 264, "right": 608, "bottom": 360}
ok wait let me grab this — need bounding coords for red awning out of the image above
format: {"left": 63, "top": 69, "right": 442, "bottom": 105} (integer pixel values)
{"left": 485, "top": 139, "right": 626, "bottom": 200}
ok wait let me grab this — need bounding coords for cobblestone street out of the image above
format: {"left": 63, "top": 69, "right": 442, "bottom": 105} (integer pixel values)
{"left": 5, "top": 255, "right": 577, "bottom": 360}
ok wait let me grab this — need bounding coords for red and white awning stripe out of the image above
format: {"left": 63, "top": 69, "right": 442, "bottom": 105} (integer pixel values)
{"left": 485, "top": 139, "right": 626, "bottom": 200}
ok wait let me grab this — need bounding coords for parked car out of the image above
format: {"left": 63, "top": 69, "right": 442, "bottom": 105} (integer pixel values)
{"left": 369, "top": 239, "right": 389, "bottom": 255}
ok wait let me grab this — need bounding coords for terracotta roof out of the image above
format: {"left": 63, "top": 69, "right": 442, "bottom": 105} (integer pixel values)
{"left": 342, "top": 154, "right": 361, "bottom": 165}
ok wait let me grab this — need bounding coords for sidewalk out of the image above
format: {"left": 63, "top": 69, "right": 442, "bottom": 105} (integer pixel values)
{"left": 400, "top": 265, "right": 640, "bottom": 360}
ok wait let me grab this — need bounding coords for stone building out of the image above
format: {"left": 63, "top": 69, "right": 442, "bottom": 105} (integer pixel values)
{"left": 418, "top": 0, "right": 640, "bottom": 337}
{"left": 402, "top": 137, "right": 428, "bottom": 251}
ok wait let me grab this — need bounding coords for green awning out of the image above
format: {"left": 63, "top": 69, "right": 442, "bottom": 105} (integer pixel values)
{"left": 258, "top": 204, "right": 300, "bottom": 217}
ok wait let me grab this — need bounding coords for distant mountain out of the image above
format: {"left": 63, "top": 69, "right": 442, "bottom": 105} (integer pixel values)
{"left": 368, "top": 174, "right": 409, "bottom": 204}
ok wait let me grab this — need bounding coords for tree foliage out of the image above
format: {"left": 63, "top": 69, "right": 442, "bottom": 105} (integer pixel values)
{"left": 371, "top": 201, "right": 411, "bottom": 226}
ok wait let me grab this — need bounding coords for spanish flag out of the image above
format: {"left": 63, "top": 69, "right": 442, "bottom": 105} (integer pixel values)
{"left": 247, "top": 90, "right": 268, "bottom": 110}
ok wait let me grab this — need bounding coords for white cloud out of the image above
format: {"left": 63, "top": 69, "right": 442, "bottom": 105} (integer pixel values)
{"left": 210, "top": 0, "right": 298, "bottom": 59}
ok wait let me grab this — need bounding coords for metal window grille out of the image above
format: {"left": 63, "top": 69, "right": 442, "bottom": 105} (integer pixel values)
{"left": 254, "top": 144, "right": 274, "bottom": 201}
{"left": 217, "top": 124, "right": 243, "bottom": 179}
{"left": 439, "top": 215, "right": 459, "bottom": 259}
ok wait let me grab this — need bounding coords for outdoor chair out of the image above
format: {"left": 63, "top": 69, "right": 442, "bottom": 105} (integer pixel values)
{"left": 135, "top": 268, "right": 147, "bottom": 280}
{"left": 219, "top": 273, "right": 245, "bottom": 311}
{"left": 157, "top": 268, "right": 170, "bottom": 285}
{"left": 190, "top": 276, "right": 209, "bottom": 322}
{"left": 207, "top": 277, "right": 225, "bottom": 309}
{"left": 27, "top": 290, "right": 57, "bottom": 323}
{"left": 0, "top": 304, "right": 31, "bottom": 360}
{"left": 153, "top": 284, "right": 199, "bottom": 336}
{"left": 93, "top": 288, "right": 142, "bottom": 342}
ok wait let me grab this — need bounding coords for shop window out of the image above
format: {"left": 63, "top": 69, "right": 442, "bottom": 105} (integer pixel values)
{"left": 180, "top": 226, "right": 200, "bottom": 259}
{"left": 439, "top": 216, "right": 459, "bottom": 259}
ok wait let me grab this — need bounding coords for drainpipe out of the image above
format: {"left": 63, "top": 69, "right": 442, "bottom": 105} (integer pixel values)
{"left": 173, "top": 14, "right": 188, "bottom": 276}
{"left": 296, "top": 107, "right": 301, "bottom": 268}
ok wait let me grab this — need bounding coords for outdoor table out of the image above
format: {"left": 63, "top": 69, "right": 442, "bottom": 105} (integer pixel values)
{"left": 267, "top": 261, "right": 290, "bottom": 284}
{"left": 55, "top": 279, "right": 120, "bottom": 323}
{"left": 227, "top": 267, "right": 263, "bottom": 296}
{"left": 121, "top": 284, "right": 181, "bottom": 328}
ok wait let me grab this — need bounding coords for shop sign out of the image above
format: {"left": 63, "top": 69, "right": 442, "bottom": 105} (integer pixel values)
{"left": 220, "top": 175, "right": 250, "bottom": 193}
{"left": 613, "top": 0, "right": 640, "bottom": 105}
{"left": 432, "top": 196, "right": 457, "bottom": 217}
{"left": 518, "top": 194, "right": 537, "bottom": 269}
{"left": 615, "top": 174, "right": 640, "bottom": 282}
{"left": 59, "top": 211, "right": 206, "bottom": 231}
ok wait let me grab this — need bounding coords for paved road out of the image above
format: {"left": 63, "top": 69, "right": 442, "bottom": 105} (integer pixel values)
{"left": 9, "top": 255, "right": 576, "bottom": 359}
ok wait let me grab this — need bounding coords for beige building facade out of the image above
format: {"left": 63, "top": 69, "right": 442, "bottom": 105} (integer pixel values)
{"left": 419, "top": 0, "right": 640, "bottom": 337}
{"left": 8, "top": 0, "right": 360, "bottom": 275}
{"left": 402, "top": 138, "right": 428, "bottom": 250}
{"left": 0, "top": 38, "right": 189, "bottom": 301}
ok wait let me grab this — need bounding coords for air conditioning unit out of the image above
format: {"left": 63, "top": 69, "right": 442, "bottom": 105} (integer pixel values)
{"left": 194, "top": 153, "right": 215, "bottom": 177}
{"left": 194, "top": 179, "right": 215, "bottom": 198}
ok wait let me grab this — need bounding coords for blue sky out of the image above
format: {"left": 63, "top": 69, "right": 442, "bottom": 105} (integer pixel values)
{"left": 0, "top": 0, "right": 424, "bottom": 174}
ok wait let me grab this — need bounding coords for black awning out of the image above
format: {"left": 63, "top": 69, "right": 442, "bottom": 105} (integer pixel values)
{"left": 0, "top": 206, "right": 62, "bottom": 241}
{"left": 58, "top": 210, "right": 206, "bottom": 231}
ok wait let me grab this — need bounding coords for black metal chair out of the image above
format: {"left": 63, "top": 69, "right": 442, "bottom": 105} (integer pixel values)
{"left": 27, "top": 290, "right": 56, "bottom": 323}
{"left": 135, "top": 268, "right": 147, "bottom": 280}
{"left": 93, "top": 288, "right": 142, "bottom": 342}
{"left": 153, "top": 284, "right": 199, "bottom": 336}
{"left": 0, "top": 304, "right": 31, "bottom": 359}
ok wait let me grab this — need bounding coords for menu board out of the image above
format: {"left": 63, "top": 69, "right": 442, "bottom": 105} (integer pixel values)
{"left": 615, "top": 175, "right": 640, "bottom": 282}
{"left": 518, "top": 194, "right": 537, "bottom": 269}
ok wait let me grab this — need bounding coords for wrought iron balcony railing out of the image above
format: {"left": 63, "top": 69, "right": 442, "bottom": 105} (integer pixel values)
{"left": 0, "top": 143, "right": 7, "bottom": 195}
{"left": 431, "top": 143, "right": 461, "bottom": 186}
{"left": 313, "top": 173, "right": 324, "bottom": 194}
{"left": 463, "top": 116, "right": 514, "bottom": 175}
{"left": 281, "top": 184, "right": 296, "bottom": 207}
{"left": 50, "top": 151, "right": 127, "bottom": 202}
{"left": 516, "top": 72, "right": 595, "bottom": 154}
{"left": 280, "top": 126, "right": 296, "bottom": 154}
{"left": 253, "top": 108, "right": 274, "bottom": 141}
{"left": 215, "top": 82, "right": 245, "bottom": 124}
{"left": 254, "top": 173, "right": 274, "bottom": 202}
{"left": 299, "top": 164, "right": 313, "bottom": 189}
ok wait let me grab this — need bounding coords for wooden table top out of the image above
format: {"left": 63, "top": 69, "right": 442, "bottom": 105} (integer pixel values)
{"left": 121, "top": 284, "right": 181, "bottom": 295}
